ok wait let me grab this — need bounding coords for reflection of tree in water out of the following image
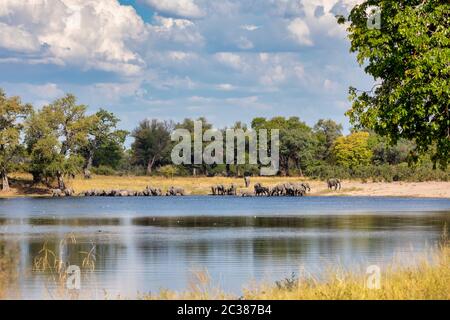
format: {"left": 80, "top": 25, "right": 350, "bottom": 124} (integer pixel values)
{"left": 0, "top": 241, "right": 19, "bottom": 299}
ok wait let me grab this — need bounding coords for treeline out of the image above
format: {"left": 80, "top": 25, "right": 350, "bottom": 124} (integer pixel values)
{"left": 0, "top": 89, "right": 448, "bottom": 191}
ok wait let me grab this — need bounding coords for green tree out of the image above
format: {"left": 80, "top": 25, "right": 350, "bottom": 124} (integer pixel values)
{"left": 252, "top": 116, "right": 317, "bottom": 176}
{"left": 333, "top": 131, "right": 373, "bottom": 168}
{"left": 340, "top": 1, "right": 450, "bottom": 167}
{"left": 313, "top": 119, "right": 343, "bottom": 162}
{"left": 131, "top": 119, "right": 174, "bottom": 175}
{"left": 175, "top": 117, "right": 213, "bottom": 176}
{"left": 0, "top": 89, "right": 31, "bottom": 191}
{"left": 25, "top": 94, "right": 95, "bottom": 189}
{"left": 82, "top": 109, "right": 128, "bottom": 175}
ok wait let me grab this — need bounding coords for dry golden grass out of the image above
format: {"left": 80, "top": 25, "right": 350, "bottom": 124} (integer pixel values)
{"left": 2, "top": 173, "right": 450, "bottom": 198}
{"left": 143, "top": 245, "right": 450, "bottom": 300}
{"left": 69, "top": 175, "right": 317, "bottom": 195}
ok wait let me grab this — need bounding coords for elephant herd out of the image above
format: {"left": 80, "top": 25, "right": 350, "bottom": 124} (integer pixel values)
{"left": 211, "top": 184, "right": 237, "bottom": 195}
{"left": 51, "top": 178, "right": 342, "bottom": 198}
{"left": 253, "top": 182, "right": 311, "bottom": 197}
{"left": 51, "top": 185, "right": 186, "bottom": 197}
{"left": 210, "top": 181, "right": 312, "bottom": 197}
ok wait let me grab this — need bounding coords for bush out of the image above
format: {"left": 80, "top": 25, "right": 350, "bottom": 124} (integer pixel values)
{"left": 158, "top": 165, "right": 178, "bottom": 178}
{"left": 305, "top": 163, "right": 449, "bottom": 182}
{"left": 91, "top": 165, "right": 116, "bottom": 176}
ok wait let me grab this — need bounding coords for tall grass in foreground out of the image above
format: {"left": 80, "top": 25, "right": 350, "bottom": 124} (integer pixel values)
{"left": 144, "top": 243, "right": 450, "bottom": 300}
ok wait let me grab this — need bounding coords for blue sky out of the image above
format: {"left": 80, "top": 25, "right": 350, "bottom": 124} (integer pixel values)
{"left": 0, "top": 0, "right": 373, "bottom": 134}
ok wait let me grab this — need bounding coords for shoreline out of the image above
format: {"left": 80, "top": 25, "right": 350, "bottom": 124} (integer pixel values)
{"left": 1, "top": 175, "right": 449, "bottom": 199}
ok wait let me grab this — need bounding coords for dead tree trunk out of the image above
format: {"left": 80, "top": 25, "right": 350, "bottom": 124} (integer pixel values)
{"left": 56, "top": 171, "right": 65, "bottom": 190}
{"left": 1, "top": 170, "right": 10, "bottom": 192}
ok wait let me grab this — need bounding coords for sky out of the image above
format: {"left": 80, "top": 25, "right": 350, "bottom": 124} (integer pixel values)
{"left": 0, "top": 0, "right": 374, "bottom": 135}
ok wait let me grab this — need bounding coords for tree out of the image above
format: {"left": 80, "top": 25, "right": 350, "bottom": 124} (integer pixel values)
{"left": 0, "top": 89, "right": 31, "bottom": 191}
{"left": 333, "top": 131, "right": 373, "bottom": 168}
{"left": 25, "top": 94, "right": 95, "bottom": 189}
{"left": 131, "top": 119, "right": 174, "bottom": 175}
{"left": 82, "top": 109, "right": 128, "bottom": 175}
{"left": 175, "top": 117, "right": 212, "bottom": 176}
{"left": 340, "top": 1, "right": 450, "bottom": 168}
{"left": 252, "top": 116, "right": 317, "bottom": 176}
{"left": 314, "top": 119, "right": 343, "bottom": 162}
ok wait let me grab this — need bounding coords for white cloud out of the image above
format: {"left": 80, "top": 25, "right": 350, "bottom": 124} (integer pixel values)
{"left": 144, "top": 0, "right": 204, "bottom": 18}
{"left": 236, "top": 36, "right": 254, "bottom": 50}
{"left": 240, "top": 24, "right": 260, "bottom": 31}
{"left": 215, "top": 52, "right": 245, "bottom": 70}
{"left": 0, "top": 23, "right": 40, "bottom": 53}
{"left": 0, "top": 0, "right": 147, "bottom": 75}
{"left": 287, "top": 18, "right": 313, "bottom": 46}
{"left": 216, "top": 83, "right": 235, "bottom": 91}
{"left": 149, "top": 15, "right": 204, "bottom": 45}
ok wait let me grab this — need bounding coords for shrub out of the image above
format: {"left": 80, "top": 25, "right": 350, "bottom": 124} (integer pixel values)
{"left": 91, "top": 165, "right": 116, "bottom": 176}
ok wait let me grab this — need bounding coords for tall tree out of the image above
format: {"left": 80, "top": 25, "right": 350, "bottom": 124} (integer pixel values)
{"left": 25, "top": 94, "right": 95, "bottom": 189}
{"left": 314, "top": 119, "right": 343, "bottom": 162}
{"left": 0, "top": 89, "right": 31, "bottom": 191}
{"left": 333, "top": 131, "right": 373, "bottom": 168}
{"left": 82, "top": 109, "right": 128, "bottom": 176}
{"left": 252, "top": 116, "right": 316, "bottom": 176}
{"left": 175, "top": 117, "right": 212, "bottom": 176}
{"left": 340, "top": 1, "right": 449, "bottom": 167}
{"left": 131, "top": 119, "right": 174, "bottom": 175}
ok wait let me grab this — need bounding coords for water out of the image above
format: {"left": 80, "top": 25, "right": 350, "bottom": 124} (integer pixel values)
{"left": 0, "top": 196, "right": 449, "bottom": 299}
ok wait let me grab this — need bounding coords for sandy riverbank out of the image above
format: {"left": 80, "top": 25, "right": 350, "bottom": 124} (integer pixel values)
{"left": 1, "top": 174, "right": 449, "bottom": 199}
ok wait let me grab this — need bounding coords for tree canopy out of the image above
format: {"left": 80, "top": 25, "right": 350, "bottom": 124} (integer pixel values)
{"left": 340, "top": 0, "right": 449, "bottom": 168}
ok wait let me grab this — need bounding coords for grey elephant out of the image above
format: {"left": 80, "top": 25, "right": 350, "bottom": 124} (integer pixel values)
{"left": 211, "top": 184, "right": 225, "bottom": 195}
{"left": 167, "top": 186, "right": 185, "bottom": 196}
{"left": 301, "top": 183, "right": 311, "bottom": 192}
{"left": 63, "top": 188, "right": 74, "bottom": 197}
{"left": 327, "top": 178, "right": 341, "bottom": 190}
{"left": 254, "top": 183, "right": 269, "bottom": 196}
{"left": 227, "top": 184, "right": 237, "bottom": 195}
{"left": 51, "top": 189, "right": 64, "bottom": 197}
{"left": 244, "top": 176, "right": 251, "bottom": 188}
{"left": 270, "top": 183, "right": 284, "bottom": 196}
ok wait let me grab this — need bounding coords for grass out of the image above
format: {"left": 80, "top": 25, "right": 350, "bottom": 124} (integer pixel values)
{"left": 2, "top": 173, "right": 450, "bottom": 198}
{"left": 143, "top": 244, "right": 450, "bottom": 300}
{"left": 5, "top": 173, "right": 318, "bottom": 196}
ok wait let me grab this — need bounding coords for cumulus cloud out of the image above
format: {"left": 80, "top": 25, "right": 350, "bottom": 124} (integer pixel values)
{"left": 215, "top": 52, "right": 245, "bottom": 70}
{"left": 148, "top": 15, "right": 204, "bottom": 46}
{"left": 144, "top": 0, "right": 204, "bottom": 18}
{"left": 0, "top": 23, "right": 41, "bottom": 53}
{"left": 287, "top": 18, "right": 313, "bottom": 46}
{"left": 0, "top": 0, "right": 147, "bottom": 75}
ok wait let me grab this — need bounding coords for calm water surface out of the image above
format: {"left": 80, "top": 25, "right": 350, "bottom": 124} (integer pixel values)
{"left": 0, "top": 196, "right": 449, "bottom": 299}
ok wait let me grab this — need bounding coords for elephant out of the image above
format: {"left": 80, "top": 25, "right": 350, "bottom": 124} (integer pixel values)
{"left": 226, "top": 184, "right": 237, "bottom": 195}
{"left": 152, "top": 188, "right": 162, "bottom": 196}
{"left": 51, "top": 189, "right": 64, "bottom": 197}
{"left": 270, "top": 184, "right": 284, "bottom": 196}
{"left": 211, "top": 185, "right": 219, "bottom": 195}
{"left": 145, "top": 186, "right": 161, "bottom": 196}
{"left": 63, "top": 188, "right": 74, "bottom": 197}
{"left": 301, "top": 183, "right": 311, "bottom": 192}
{"left": 327, "top": 178, "right": 341, "bottom": 190}
{"left": 240, "top": 191, "right": 254, "bottom": 197}
{"left": 166, "top": 186, "right": 185, "bottom": 196}
{"left": 244, "top": 176, "right": 251, "bottom": 188}
{"left": 211, "top": 184, "right": 226, "bottom": 195}
{"left": 254, "top": 183, "right": 269, "bottom": 196}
